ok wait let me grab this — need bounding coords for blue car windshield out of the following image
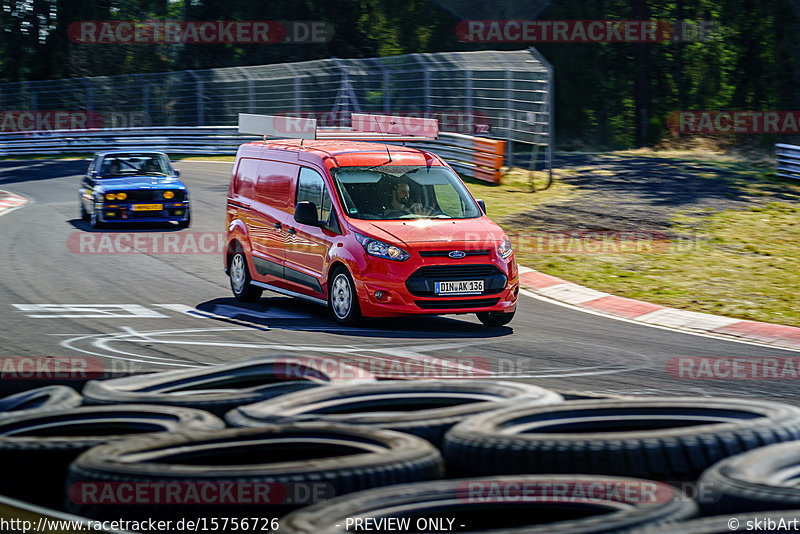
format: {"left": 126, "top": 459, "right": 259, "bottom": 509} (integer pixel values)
{"left": 100, "top": 154, "right": 172, "bottom": 177}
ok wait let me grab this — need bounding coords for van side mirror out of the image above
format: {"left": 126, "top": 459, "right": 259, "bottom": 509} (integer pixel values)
{"left": 294, "top": 201, "right": 319, "bottom": 226}
{"left": 174, "top": 169, "right": 180, "bottom": 177}
{"left": 476, "top": 199, "right": 486, "bottom": 214}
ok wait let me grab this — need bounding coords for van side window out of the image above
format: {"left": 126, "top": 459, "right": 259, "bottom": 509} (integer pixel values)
{"left": 297, "top": 167, "right": 335, "bottom": 228}
{"left": 234, "top": 158, "right": 259, "bottom": 198}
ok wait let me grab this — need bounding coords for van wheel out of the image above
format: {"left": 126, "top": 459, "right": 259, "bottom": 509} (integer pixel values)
{"left": 477, "top": 310, "right": 515, "bottom": 327}
{"left": 229, "top": 249, "right": 262, "bottom": 303}
{"left": 329, "top": 268, "right": 362, "bottom": 326}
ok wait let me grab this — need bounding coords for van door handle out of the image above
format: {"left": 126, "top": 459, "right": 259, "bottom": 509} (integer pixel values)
{"left": 286, "top": 228, "right": 297, "bottom": 235}
{"left": 273, "top": 222, "right": 282, "bottom": 229}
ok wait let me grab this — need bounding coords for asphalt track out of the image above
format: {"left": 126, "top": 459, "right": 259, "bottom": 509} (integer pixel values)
{"left": 1, "top": 159, "right": 798, "bottom": 402}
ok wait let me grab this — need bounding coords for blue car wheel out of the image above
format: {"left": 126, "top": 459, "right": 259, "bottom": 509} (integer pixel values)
{"left": 89, "top": 203, "right": 104, "bottom": 229}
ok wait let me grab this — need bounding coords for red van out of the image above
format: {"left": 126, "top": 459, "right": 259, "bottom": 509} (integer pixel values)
{"left": 224, "top": 114, "right": 518, "bottom": 326}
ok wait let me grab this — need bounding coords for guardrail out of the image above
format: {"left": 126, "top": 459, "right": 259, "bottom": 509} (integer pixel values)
{"left": 0, "top": 127, "right": 507, "bottom": 184}
{"left": 0, "top": 126, "right": 249, "bottom": 155}
{"left": 407, "top": 133, "right": 505, "bottom": 184}
{"left": 776, "top": 143, "right": 800, "bottom": 180}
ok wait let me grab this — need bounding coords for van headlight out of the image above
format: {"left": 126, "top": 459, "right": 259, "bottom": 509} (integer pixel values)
{"left": 355, "top": 233, "right": 410, "bottom": 262}
{"left": 498, "top": 235, "right": 513, "bottom": 259}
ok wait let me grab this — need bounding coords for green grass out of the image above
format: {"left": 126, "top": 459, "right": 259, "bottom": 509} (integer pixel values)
{"left": 460, "top": 168, "right": 581, "bottom": 219}
{"left": 506, "top": 156, "right": 800, "bottom": 326}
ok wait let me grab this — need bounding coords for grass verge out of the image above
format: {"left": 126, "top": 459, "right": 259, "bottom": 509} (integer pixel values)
{"left": 493, "top": 153, "right": 800, "bottom": 327}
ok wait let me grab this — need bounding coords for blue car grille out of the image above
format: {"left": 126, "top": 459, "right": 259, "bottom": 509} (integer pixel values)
{"left": 110, "top": 190, "right": 186, "bottom": 202}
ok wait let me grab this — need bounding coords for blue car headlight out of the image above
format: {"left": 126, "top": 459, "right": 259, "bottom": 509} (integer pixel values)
{"left": 355, "top": 232, "right": 410, "bottom": 262}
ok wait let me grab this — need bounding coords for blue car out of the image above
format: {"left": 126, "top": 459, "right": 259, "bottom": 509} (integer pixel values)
{"left": 78, "top": 151, "right": 191, "bottom": 229}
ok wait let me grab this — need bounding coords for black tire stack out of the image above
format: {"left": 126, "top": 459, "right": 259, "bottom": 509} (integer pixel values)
{"left": 3, "top": 358, "right": 800, "bottom": 533}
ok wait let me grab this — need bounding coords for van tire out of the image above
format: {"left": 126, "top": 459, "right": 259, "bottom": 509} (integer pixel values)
{"left": 477, "top": 310, "right": 515, "bottom": 327}
{"left": 229, "top": 248, "right": 262, "bottom": 303}
{"left": 328, "top": 267, "right": 362, "bottom": 325}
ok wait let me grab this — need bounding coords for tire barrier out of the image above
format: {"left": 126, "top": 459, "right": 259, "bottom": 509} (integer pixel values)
{"left": 698, "top": 440, "right": 800, "bottom": 515}
{"left": 443, "top": 397, "right": 800, "bottom": 481}
{"left": 225, "top": 380, "right": 563, "bottom": 447}
{"left": 82, "top": 355, "right": 373, "bottom": 416}
{"left": 0, "top": 405, "right": 223, "bottom": 509}
{"left": 278, "top": 475, "right": 698, "bottom": 534}
{"left": 0, "top": 386, "right": 81, "bottom": 419}
{"left": 1, "top": 353, "right": 798, "bottom": 525}
{"left": 65, "top": 423, "right": 444, "bottom": 521}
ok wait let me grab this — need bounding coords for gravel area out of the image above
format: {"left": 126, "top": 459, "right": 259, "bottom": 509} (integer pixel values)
{"left": 502, "top": 153, "right": 790, "bottom": 235}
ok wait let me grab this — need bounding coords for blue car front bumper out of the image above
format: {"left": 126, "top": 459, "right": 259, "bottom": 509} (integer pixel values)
{"left": 95, "top": 201, "right": 190, "bottom": 223}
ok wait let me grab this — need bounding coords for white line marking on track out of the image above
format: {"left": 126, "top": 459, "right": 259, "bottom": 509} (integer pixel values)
{"left": 520, "top": 288, "right": 800, "bottom": 354}
{"left": 58, "top": 325, "right": 650, "bottom": 378}
{"left": 13, "top": 304, "right": 168, "bottom": 319}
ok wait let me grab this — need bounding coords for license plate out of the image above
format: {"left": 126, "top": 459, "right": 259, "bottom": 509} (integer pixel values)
{"left": 435, "top": 280, "right": 484, "bottom": 295}
{"left": 131, "top": 204, "right": 162, "bottom": 211}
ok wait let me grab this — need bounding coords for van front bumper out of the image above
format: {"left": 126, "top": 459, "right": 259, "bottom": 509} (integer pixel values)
{"left": 353, "top": 258, "right": 519, "bottom": 318}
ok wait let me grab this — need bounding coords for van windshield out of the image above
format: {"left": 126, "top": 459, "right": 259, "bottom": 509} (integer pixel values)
{"left": 329, "top": 165, "right": 482, "bottom": 220}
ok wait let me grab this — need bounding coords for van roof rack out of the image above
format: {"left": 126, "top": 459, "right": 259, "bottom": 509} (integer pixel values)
{"left": 238, "top": 113, "right": 438, "bottom": 142}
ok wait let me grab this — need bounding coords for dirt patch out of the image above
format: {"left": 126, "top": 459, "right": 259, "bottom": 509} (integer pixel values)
{"left": 501, "top": 153, "right": 795, "bottom": 235}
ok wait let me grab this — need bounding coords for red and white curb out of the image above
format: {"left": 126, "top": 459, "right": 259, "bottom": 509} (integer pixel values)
{"left": 0, "top": 191, "right": 28, "bottom": 215}
{"left": 518, "top": 266, "right": 800, "bottom": 350}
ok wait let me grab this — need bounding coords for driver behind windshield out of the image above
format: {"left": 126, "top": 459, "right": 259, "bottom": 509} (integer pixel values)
{"left": 144, "top": 158, "right": 160, "bottom": 174}
{"left": 383, "top": 181, "right": 432, "bottom": 218}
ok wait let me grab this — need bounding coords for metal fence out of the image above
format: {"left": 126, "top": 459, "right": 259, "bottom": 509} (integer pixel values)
{"left": 776, "top": 143, "right": 800, "bottom": 180}
{"left": 0, "top": 127, "right": 508, "bottom": 184}
{"left": 0, "top": 49, "right": 552, "bottom": 171}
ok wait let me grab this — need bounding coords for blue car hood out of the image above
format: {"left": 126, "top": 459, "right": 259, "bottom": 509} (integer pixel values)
{"left": 98, "top": 175, "right": 185, "bottom": 190}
